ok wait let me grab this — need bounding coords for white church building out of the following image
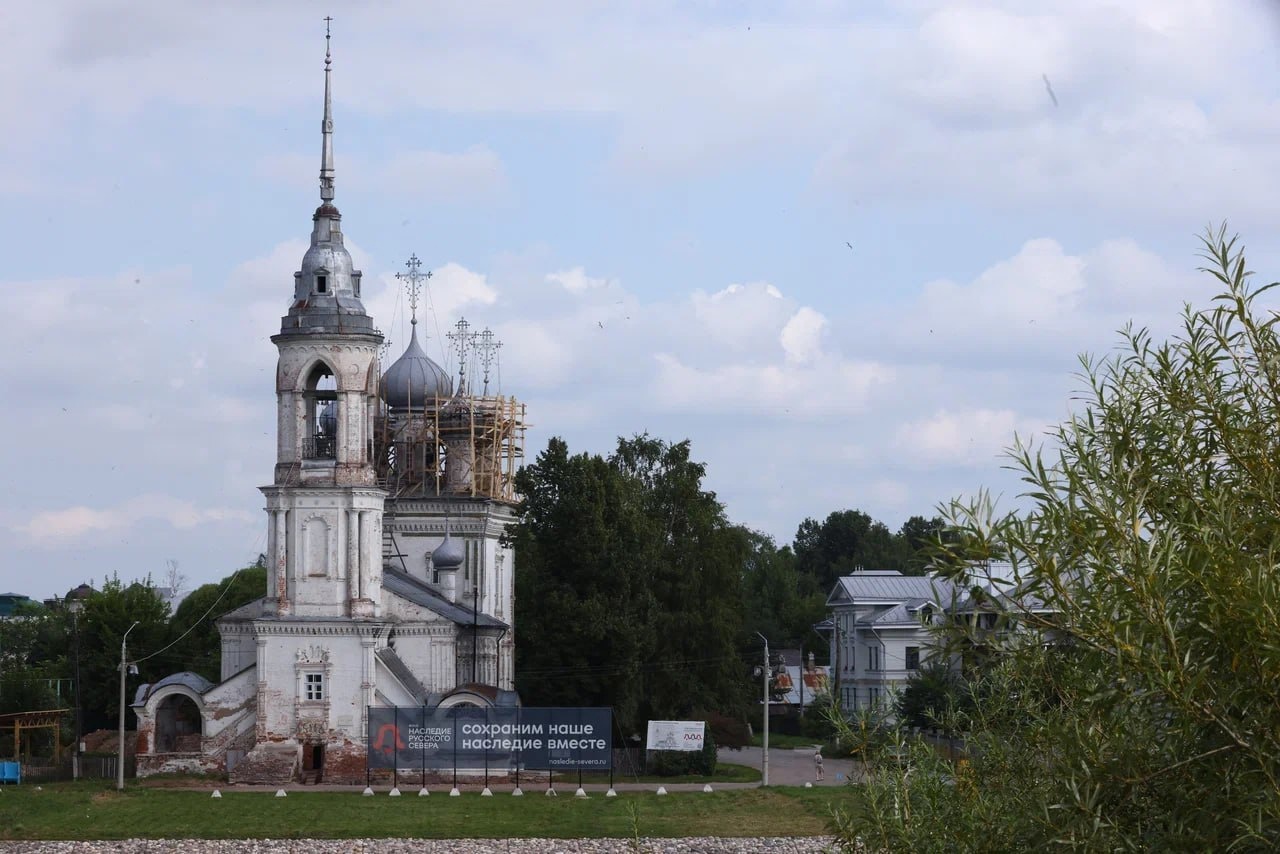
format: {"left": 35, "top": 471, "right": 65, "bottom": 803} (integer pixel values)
{"left": 132, "top": 34, "right": 526, "bottom": 785}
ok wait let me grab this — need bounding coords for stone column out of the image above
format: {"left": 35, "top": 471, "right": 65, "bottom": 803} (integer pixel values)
{"left": 360, "top": 636, "right": 376, "bottom": 743}
{"left": 277, "top": 391, "right": 293, "bottom": 463}
{"left": 294, "top": 395, "right": 307, "bottom": 459}
{"left": 348, "top": 511, "right": 376, "bottom": 618}
{"left": 335, "top": 393, "right": 348, "bottom": 465}
{"left": 346, "top": 509, "right": 360, "bottom": 607}
{"left": 265, "top": 507, "right": 277, "bottom": 608}
{"left": 255, "top": 638, "right": 269, "bottom": 740}
{"left": 274, "top": 510, "right": 291, "bottom": 615}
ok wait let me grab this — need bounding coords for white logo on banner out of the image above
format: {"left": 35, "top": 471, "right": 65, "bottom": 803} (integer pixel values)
{"left": 646, "top": 720, "right": 705, "bottom": 752}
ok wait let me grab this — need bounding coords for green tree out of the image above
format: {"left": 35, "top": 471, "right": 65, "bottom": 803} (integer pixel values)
{"left": 77, "top": 575, "right": 170, "bottom": 730}
{"left": 740, "top": 531, "right": 827, "bottom": 654}
{"left": 837, "top": 229, "right": 1280, "bottom": 851}
{"left": 511, "top": 435, "right": 749, "bottom": 734}
{"left": 793, "top": 509, "right": 942, "bottom": 590}
{"left": 897, "top": 515, "right": 947, "bottom": 574}
{"left": 163, "top": 561, "right": 268, "bottom": 682}
{"left": 0, "top": 601, "right": 69, "bottom": 716}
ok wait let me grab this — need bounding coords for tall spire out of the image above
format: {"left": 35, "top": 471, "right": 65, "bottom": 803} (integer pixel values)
{"left": 319, "top": 16, "right": 335, "bottom": 203}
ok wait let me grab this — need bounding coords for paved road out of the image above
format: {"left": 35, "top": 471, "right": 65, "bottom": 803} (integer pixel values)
{"left": 718, "top": 746, "right": 859, "bottom": 787}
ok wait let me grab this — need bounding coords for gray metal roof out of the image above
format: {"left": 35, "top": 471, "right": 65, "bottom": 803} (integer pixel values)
{"left": 831, "top": 571, "right": 957, "bottom": 606}
{"left": 133, "top": 671, "right": 214, "bottom": 705}
{"left": 376, "top": 646, "right": 427, "bottom": 704}
{"left": 383, "top": 566, "right": 507, "bottom": 629}
{"left": 214, "top": 572, "right": 507, "bottom": 629}
{"left": 953, "top": 582, "right": 1053, "bottom": 614}
{"left": 217, "top": 597, "right": 267, "bottom": 622}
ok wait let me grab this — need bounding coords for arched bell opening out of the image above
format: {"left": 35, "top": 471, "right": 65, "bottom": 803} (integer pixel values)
{"left": 303, "top": 363, "right": 338, "bottom": 460}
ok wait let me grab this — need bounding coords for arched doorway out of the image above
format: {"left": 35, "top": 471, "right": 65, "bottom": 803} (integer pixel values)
{"left": 154, "top": 694, "right": 203, "bottom": 753}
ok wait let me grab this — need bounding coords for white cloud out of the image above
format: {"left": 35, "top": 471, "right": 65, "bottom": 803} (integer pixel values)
{"left": 16, "top": 495, "right": 253, "bottom": 546}
{"left": 896, "top": 408, "right": 1045, "bottom": 468}
{"left": 258, "top": 148, "right": 507, "bottom": 203}
{"left": 547, "top": 267, "right": 613, "bottom": 293}
{"left": 651, "top": 352, "right": 888, "bottom": 417}
{"left": 780, "top": 307, "right": 828, "bottom": 366}
{"left": 871, "top": 236, "right": 1204, "bottom": 371}
{"left": 691, "top": 283, "right": 791, "bottom": 353}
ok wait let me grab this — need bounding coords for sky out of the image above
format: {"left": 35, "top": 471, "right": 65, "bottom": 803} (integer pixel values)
{"left": 3, "top": 0, "right": 1279, "bottom": 601}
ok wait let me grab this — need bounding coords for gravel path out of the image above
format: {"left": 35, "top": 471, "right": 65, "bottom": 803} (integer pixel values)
{"left": 0, "top": 839, "right": 838, "bottom": 853}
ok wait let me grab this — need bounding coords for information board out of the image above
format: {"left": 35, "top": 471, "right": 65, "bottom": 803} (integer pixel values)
{"left": 646, "top": 720, "right": 705, "bottom": 751}
{"left": 367, "top": 706, "right": 612, "bottom": 771}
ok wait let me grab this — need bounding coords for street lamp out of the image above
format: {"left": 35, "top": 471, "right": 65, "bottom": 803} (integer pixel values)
{"left": 65, "top": 592, "right": 84, "bottom": 781}
{"left": 754, "top": 631, "right": 770, "bottom": 787}
{"left": 117, "top": 620, "right": 139, "bottom": 791}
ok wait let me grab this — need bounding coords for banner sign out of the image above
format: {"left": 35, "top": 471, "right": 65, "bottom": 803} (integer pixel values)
{"left": 646, "top": 720, "right": 705, "bottom": 751}
{"left": 367, "top": 706, "right": 611, "bottom": 771}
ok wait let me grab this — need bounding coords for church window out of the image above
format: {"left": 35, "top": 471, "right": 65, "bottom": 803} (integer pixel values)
{"left": 304, "top": 672, "right": 325, "bottom": 701}
{"left": 316, "top": 274, "right": 328, "bottom": 293}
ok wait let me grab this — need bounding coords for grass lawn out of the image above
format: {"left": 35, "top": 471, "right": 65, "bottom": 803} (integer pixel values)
{"left": 553, "top": 761, "right": 761, "bottom": 784}
{"left": 0, "top": 782, "right": 855, "bottom": 841}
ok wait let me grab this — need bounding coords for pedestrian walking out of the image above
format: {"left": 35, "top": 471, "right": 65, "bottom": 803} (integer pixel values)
{"left": 814, "top": 749, "right": 824, "bottom": 781}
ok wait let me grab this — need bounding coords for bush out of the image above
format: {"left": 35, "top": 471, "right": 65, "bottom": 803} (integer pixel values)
{"left": 834, "top": 230, "right": 1280, "bottom": 851}
{"left": 896, "top": 661, "right": 970, "bottom": 734}
{"left": 705, "top": 711, "right": 750, "bottom": 749}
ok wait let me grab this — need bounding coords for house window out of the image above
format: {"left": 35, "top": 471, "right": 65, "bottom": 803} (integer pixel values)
{"left": 317, "top": 274, "right": 328, "bottom": 293}
{"left": 304, "top": 672, "right": 325, "bottom": 702}
{"left": 868, "top": 645, "right": 881, "bottom": 671}
{"left": 906, "top": 647, "right": 920, "bottom": 670}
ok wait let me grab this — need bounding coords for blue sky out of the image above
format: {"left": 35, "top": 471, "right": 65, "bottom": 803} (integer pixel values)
{"left": 4, "top": 0, "right": 1279, "bottom": 600}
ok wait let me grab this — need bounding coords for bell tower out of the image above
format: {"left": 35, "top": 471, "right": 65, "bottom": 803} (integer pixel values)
{"left": 261, "top": 25, "right": 386, "bottom": 620}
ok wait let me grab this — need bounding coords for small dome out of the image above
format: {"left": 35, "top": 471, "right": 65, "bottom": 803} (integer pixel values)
{"left": 300, "top": 243, "right": 355, "bottom": 286}
{"left": 432, "top": 531, "right": 464, "bottom": 571}
{"left": 382, "top": 326, "right": 453, "bottom": 411}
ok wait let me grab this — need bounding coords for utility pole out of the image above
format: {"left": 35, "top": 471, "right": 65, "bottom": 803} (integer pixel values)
{"left": 755, "top": 631, "right": 769, "bottom": 787}
{"left": 69, "top": 600, "right": 83, "bottom": 781}
{"left": 117, "top": 621, "right": 139, "bottom": 792}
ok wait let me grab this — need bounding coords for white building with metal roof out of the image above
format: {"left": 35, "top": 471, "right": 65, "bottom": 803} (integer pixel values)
{"left": 822, "top": 571, "right": 957, "bottom": 714}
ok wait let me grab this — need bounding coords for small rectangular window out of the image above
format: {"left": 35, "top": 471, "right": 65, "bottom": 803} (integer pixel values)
{"left": 906, "top": 646, "right": 920, "bottom": 670}
{"left": 305, "top": 672, "right": 325, "bottom": 701}
{"left": 317, "top": 275, "right": 328, "bottom": 293}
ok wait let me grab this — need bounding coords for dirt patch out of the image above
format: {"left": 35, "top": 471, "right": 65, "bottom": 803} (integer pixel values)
{"left": 138, "top": 775, "right": 221, "bottom": 788}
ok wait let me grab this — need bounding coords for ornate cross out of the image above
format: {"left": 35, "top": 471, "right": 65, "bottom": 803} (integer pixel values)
{"left": 395, "top": 253, "right": 432, "bottom": 326}
{"left": 478, "top": 328, "right": 502, "bottom": 396}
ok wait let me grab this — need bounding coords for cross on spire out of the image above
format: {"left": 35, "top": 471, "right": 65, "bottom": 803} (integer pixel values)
{"left": 395, "top": 254, "right": 432, "bottom": 326}
{"left": 478, "top": 328, "right": 502, "bottom": 396}
{"left": 448, "top": 318, "right": 473, "bottom": 391}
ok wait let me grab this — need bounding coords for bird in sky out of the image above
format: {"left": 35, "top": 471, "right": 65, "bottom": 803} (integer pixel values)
{"left": 1042, "top": 74, "right": 1059, "bottom": 108}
